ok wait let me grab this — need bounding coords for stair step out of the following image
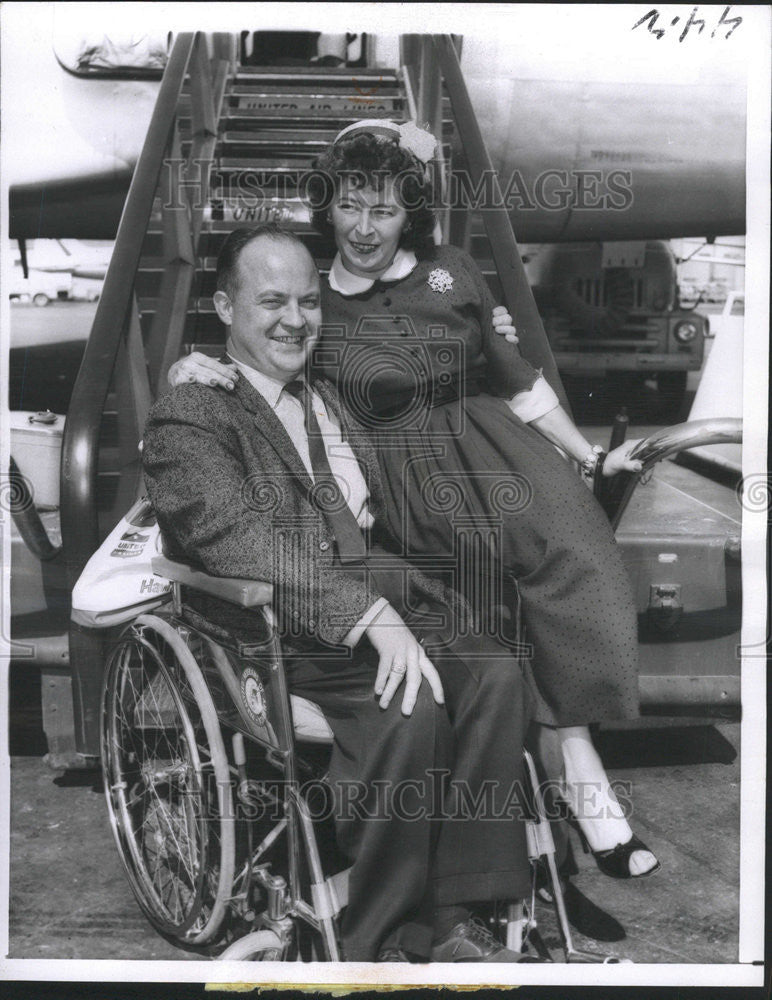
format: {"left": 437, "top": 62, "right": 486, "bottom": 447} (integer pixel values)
{"left": 141, "top": 228, "right": 338, "bottom": 261}
{"left": 229, "top": 88, "right": 403, "bottom": 106}
{"left": 138, "top": 252, "right": 500, "bottom": 313}
{"left": 217, "top": 132, "right": 338, "bottom": 151}
{"left": 140, "top": 251, "right": 498, "bottom": 275}
{"left": 140, "top": 289, "right": 328, "bottom": 317}
{"left": 203, "top": 172, "right": 344, "bottom": 199}
{"left": 218, "top": 107, "right": 405, "bottom": 124}
{"left": 234, "top": 65, "right": 398, "bottom": 80}
{"left": 208, "top": 168, "right": 313, "bottom": 199}
{"left": 213, "top": 132, "right": 458, "bottom": 156}
{"left": 220, "top": 128, "right": 343, "bottom": 144}
{"left": 215, "top": 112, "right": 453, "bottom": 141}
{"left": 145, "top": 202, "right": 482, "bottom": 253}
{"left": 143, "top": 208, "right": 316, "bottom": 235}
{"left": 219, "top": 147, "right": 322, "bottom": 162}
{"left": 153, "top": 281, "right": 506, "bottom": 347}
{"left": 136, "top": 308, "right": 223, "bottom": 341}
{"left": 228, "top": 82, "right": 402, "bottom": 96}
{"left": 138, "top": 297, "right": 213, "bottom": 315}
{"left": 216, "top": 142, "right": 323, "bottom": 161}
{"left": 207, "top": 201, "right": 312, "bottom": 226}
{"left": 206, "top": 194, "right": 312, "bottom": 226}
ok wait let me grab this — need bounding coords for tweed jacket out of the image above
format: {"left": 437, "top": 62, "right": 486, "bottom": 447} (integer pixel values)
{"left": 142, "top": 374, "right": 455, "bottom": 647}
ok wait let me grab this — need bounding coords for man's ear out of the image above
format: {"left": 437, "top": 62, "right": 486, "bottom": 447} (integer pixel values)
{"left": 213, "top": 290, "right": 232, "bottom": 325}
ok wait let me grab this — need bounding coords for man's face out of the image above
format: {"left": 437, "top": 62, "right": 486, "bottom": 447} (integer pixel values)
{"left": 214, "top": 238, "right": 322, "bottom": 382}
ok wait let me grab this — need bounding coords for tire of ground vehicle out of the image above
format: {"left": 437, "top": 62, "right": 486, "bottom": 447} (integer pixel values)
{"left": 656, "top": 371, "right": 688, "bottom": 420}
{"left": 100, "top": 613, "right": 236, "bottom": 945}
{"left": 32, "top": 292, "right": 51, "bottom": 307}
{"left": 217, "top": 929, "right": 286, "bottom": 961}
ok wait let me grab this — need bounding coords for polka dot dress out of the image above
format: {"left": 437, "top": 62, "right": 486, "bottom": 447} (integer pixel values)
{"left": 319, "top": 246, "right": 640, "bottom": 726}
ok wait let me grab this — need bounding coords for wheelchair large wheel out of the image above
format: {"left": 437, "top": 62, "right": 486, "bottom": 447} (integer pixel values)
{"left": 101, "top": 614, "right": 236, "bottom": 945}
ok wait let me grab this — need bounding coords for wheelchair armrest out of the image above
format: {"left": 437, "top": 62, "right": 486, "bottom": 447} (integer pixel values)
{"left": 151, "top": 555, "right": 274, "bottom": 608}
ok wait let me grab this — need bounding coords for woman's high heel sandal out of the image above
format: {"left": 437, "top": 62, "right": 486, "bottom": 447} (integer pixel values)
{"left": 575, "top": 828, "right": 661, "bottom": 880}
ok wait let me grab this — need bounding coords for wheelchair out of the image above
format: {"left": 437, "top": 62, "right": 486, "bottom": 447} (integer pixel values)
{"left": 98, "top": 523, "right": 631, "bottom": 964}
{"left": 100, "top": 550, "right": 349, "bottom": 960}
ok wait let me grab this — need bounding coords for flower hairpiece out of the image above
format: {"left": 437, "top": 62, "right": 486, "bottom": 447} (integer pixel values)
{"left": 334, "top": 119, "right": 437, "bottom": 165}
{"left": 395, "top": 121, "right": 437, "bottom": 164}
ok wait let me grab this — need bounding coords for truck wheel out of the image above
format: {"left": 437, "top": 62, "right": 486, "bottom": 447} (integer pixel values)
{"left": 32, "top": 292, "right": 51, "bottom": 307}
{"left": 657, "top": 371, "right": 688, "bottom": 420}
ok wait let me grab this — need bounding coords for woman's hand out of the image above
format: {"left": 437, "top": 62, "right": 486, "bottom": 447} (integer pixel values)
{"left": 603, "top": 439, "right": 644, "bottom": 477}
{"left": 368, "top": 604, "right": 444, "bottom": 716}
{"left": 168, "top": 352, "right": 239, "bottom": 390}
{"left": 492, "top": 305, "right": 518, "bottom": 344}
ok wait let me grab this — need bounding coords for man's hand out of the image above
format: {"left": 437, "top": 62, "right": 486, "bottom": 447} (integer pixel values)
{"left": 168, "top": 353, "right": 239, "bottom": 390}
{"left": 492, "top": 305, "right": 518, "bottom": 344}
{"left": 367, "top": 604, "right": 444, "bottom": 716}
{"left": 603, "top": 439, "right": 644, "bottom": 477}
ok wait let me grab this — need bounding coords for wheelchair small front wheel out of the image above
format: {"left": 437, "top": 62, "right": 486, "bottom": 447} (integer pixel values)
{"left": 217, "top": 929, "right": 285, "bottom": 961}
{"left": 101, "top": 614, "right": 236, "bottom": 946}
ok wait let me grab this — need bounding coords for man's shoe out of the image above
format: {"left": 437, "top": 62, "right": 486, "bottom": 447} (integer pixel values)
{"left": 430, "top": 918, "right": 536, "bottom": 963}
{"left": 377, "top": 946, "right": 414, "bottom": 962}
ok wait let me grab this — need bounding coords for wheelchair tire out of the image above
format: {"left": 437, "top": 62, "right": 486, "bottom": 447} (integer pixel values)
{"left": 217, "top": 929, "right": 285, "bottom": 961}
{"left": 101, "top": 613, "right": 236, "bottom": 946}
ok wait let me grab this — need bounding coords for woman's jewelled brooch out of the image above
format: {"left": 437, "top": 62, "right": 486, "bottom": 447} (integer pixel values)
{"left": 427, "top": 268, "right": 454, "bottom": 293}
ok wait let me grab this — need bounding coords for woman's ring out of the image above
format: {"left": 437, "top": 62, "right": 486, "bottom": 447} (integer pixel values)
{"left": 390, "top": 663, "right": 407, "bottom": 675}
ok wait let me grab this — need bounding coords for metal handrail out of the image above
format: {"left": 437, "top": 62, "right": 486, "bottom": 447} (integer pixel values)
{"left": 60, "top": 32, "right": 203, "bottom": 585}
{"left": 605, "top": 418, "right": 743, "bottom": 529}
{"left": 428, "top": 35, "right": 570, "bottom": 412}
{"left": 628, "top": 418, "right": 743, "bottom": 468}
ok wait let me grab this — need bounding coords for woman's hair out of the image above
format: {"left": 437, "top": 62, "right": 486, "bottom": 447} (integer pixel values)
{"left": 308, "top": 132, "right": 436, "bottom": 254}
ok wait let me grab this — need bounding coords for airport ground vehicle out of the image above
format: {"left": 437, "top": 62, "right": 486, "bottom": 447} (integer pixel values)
{"left": 8, "top": 268, "right": 73, "bottom": 306}
{"left": 522, "top": 241, "right": 707, "bottom": 418}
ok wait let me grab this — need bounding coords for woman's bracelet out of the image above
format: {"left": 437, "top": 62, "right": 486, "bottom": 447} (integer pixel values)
{"left": 580, "top": 444, "right": 604, "bottom": 483}
{"left": 593, "top": 450, "right": 608, "bottom": 495}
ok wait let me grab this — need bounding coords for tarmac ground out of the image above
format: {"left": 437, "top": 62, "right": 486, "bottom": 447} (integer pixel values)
{"left": 6, "top": 715, "right": 741, "bottom": 965}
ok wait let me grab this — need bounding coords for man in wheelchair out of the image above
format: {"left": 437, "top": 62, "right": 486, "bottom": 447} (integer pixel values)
{"left": 142, "top": 225, "right": 540, "bottom": 963}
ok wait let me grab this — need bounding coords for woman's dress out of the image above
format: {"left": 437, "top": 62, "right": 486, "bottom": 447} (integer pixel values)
{"left": 317, "top": 244, "right": 639, "bottom": 726}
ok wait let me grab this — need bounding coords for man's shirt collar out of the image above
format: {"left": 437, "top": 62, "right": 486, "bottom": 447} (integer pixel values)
{"left": 228, "top": 355, "right": 303, "bottom": 409}
{"left": 328, "top": 248, "right": 418, "bottom": 296}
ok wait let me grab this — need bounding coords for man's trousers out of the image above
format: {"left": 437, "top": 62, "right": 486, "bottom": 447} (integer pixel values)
{"left": 287, "top": 628, "right": 533, "bottom": 961}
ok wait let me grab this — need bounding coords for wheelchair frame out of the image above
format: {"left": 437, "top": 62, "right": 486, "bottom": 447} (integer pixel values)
{"left": 101, "top": 556, "right": 350, "bottom": 960}
{"left": 100, "top": 552, "right": 627, "bottom": 964}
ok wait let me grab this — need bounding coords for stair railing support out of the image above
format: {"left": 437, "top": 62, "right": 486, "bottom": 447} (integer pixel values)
{"left": 431, "top": 34, "right": 570, "bottom": 412}
{"left": 61, "top": 30, "right": 227, "bottom": 593}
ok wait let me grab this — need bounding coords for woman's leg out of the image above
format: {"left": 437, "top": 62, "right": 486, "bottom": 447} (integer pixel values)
{"left": 557, "top": 725, "right": 658, "bottom": 877}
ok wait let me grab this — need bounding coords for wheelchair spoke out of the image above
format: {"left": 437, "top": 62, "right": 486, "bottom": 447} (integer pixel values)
{"left": 143, "top": 791, "right": 201, "bottom": 920}
{"left": 143, "top": 779, "right": 199, "bottom": 881}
